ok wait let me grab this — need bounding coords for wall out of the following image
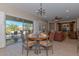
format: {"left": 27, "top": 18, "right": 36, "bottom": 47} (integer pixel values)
{"left": 77, "top": 18, "right": 79, "bottom": 31}
{"left": 48, "top": 19, "right": 76, "bottom": 32}
{"left": 0, "top": 4, "right": 48, "bottom": 48}
{"left": 0, "top": 12, "right": 6, "bottom": 48}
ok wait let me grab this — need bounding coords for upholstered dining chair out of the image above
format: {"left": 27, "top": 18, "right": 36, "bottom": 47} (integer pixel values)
{"left": 21, "top": 31, "right": 27, "bottom": 55}
{"left": 38, "top": 33, "right": 48, "bottom": 55}
{"left": 48, "top": 32, "right": 55, "bottom": 54}
{"left": 49, "top": 32, "right": 55, "bottom": 41}
{"left": 22, "top": 33, "right": 36, "bottom": 56}
{"left": 39, "top": 32, "right": 54, "bottom": 55}
{"left": 27, "top": 33, "right": 39, "bottom": 55}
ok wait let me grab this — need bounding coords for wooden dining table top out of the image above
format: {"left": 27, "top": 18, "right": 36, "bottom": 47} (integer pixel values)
{"left": 28, "top": 37, "right": 48, "bottom": 41}
{"left": 27, "top": 33, "right": 48, "bottom": 41}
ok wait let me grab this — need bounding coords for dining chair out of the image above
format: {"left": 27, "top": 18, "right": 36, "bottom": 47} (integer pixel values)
{"left": 39, "top": 33, "right": 49, "bottom": 56}
{"left": 48, "top": 32, "right": 55, "bottom": 54}
{"left": 21, "top": 32, "right": 36, "bottom": 56}
{"left": 21, "top": 31, "right": 27, "bottom": 55}
{"left": 27, "top": 33, "right": 45, "bottom": 55}
{"left": 26, "top": 34, "right": 37, "bottom": 55}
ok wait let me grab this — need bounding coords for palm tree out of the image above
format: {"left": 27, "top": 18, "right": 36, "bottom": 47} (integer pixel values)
{"left": 6, "top": 24, "right": 18, "bottom": 34}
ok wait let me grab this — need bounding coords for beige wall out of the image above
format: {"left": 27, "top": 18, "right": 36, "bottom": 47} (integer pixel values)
{"left": 0, "top": 4, "right": 48, "bottom": 48}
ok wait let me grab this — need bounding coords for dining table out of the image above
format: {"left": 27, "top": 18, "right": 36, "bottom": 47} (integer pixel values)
{"left": 27, "top": 33, "right": 48, "bottom": 55}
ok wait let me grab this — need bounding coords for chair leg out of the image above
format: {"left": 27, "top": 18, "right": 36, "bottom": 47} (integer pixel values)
{"left": 22, "top": 45, "right": 24, "bottom": 56}
{"left": 22, "top": 45, "right": 28, "bottom": 56}
{"left": 22, "top": 47, "right": 23, "bottom": 55}
{"left": 46, "top": 47, "right": 48, "bottom": 56}
{"left": 27, "top": 49, "right": 28, "bottom": 56}
{"left": 27, "top": 40, "right": 29, "bottom": 56}
{"left": 34, "top": 46, "right": 39, "bottom": 55}
{"left": 52, "top": 45, "right": 53, "bottom": 54}
{"left": 39, "top": 46, "right": 41, "bottom": 53}
{"left": 27, "top": 46, "right": 29, "bottom": 56}
{"left": 77, "top": 47, "right": 78, "bottom": 56}
{"left": 51, "top": 41, "right": 53, "bottom": 54}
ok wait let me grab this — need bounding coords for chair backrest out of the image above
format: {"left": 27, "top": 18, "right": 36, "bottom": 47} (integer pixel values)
{"left": 49, "top": 32, "right": 55, "bottom": 41}
{"left": 27, "top": 33, "right": 37, "bottom": 41}
{"left": 39, "top": 33, "right": 48, "bottom": 41}
{"left": 39, "top": 33, "right": 48, "bottom": 38}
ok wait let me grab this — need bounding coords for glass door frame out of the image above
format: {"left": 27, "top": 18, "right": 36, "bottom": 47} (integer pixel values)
{"left": 5, "top": 15, "right": 34, "bottom": 46}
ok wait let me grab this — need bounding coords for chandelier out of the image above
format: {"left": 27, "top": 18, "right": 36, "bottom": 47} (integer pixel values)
{"left": 36, "top": 3, "right": 46, "bottom": 16}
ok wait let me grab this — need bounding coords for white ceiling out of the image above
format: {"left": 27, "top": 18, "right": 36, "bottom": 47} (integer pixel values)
{"left": 2, "top": 3, "right": 79, "bottom": 21}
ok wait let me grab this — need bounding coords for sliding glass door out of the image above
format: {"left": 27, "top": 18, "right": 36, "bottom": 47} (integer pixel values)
{"left": 23, "top": 20, "right": 33, "bottom": 33}
{"left": 5, "top": 15, "right": 33, "bottom": 46}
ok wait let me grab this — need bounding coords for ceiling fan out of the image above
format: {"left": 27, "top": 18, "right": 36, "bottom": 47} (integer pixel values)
{"left": 54, "top": 16, "right": 62, "bottom": 20}
{"left": 52, "top": 16, "right": 63, "bottom": 22}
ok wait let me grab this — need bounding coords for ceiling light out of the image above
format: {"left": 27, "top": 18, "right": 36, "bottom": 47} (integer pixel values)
{"left": 66, "top": 10, "right": 70, "bottom": 13}
{"left": 36, "top": 3, "right": 46, "bottom": 16}
{"left": 66, "top": 16, "right": 69, "bottom": 18}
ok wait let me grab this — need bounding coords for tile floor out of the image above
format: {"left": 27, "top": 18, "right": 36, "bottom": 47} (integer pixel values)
{"left": 0, "top": 39, "right": 78, "bottom": 56}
